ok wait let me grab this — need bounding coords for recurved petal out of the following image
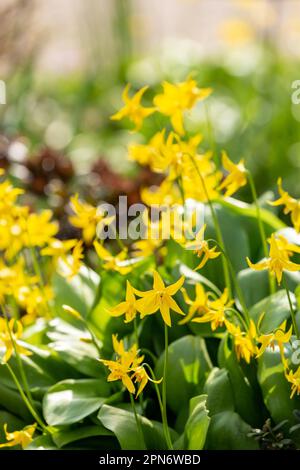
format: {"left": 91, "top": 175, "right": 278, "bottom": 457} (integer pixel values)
{"left": 165, "top": 275, "right": 185, "bottom": 295}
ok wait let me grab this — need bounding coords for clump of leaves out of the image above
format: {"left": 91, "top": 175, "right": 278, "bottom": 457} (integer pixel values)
{"left": 249, "top": 418, "right": 296, "bottom": 450}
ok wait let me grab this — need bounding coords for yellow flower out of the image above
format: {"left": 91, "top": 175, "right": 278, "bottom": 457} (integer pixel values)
{"left": 225, "top": 319, "right": 257, "bottom": 363}
{"left": 154, "top": 77, "right": 212, "bottom": 135}
{"left": 41, "top": 238, "right": 77, "bottom": 263}
{"left": 247, "top": 233, "right": 300, "bottom": 284}
{"left": 57, "top": 240, "right": 84, "bottom": 280}
{"left": 135, "top": 270, "right": 185, "bottom": 327}
{"left": 16, "top": 285, "right": 53, "bottom": 324}
{"left": 285, "top": 366, "right": 300, "bottom": 399}
{"left": 69, "top": 194, "right": 115, "bottom": 244}
{"left": 111, "top": 84, "right": 155, "bottom": 131}
{"left": 269, "top": 178, "right": 300, "bottom": 233}
{"left": 109, "top": 281, "right": 139, "bottom": 323}
{"left": 128, "top": 130, "right": 167, "bottom": 168}
{"left": 179, "top": 284, "right": 209, "bottom": 324}
{"left": 23, "top": 210, "right": 59, "bottom": 248}
{"left": 100, "top": 335, "right": 144, "bottom": 395}
{"left": 0, "top": 423, "right": 37, "bottom": 449}
{"left": 0, "top": 318, "right": 32, "bottom": 363}
{"left": 132, "top": 365, "right": 162, "bottom": 398}
{"left": 185, "top": 224, "right": 221, "bottom": 270}
{"left": 192, "top": 288, "right": 233, "bottom": 330}
{"left": 256, "top": 320, "right": 292, "bottom": 358}
{"left": 94, "top": 241, "right": 134, "bottom": 275}
{"left": 218, "top": 151, "right": 247, "bottom": 197}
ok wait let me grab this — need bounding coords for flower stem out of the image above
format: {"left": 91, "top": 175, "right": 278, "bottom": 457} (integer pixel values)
{"left": 129, "top": 393, "right": 145, "bottom": 448}
{"left": 162, "top": 324, "right": 173, "bottom": 450}
{"left": 247, "top": 171, "right": 275, "bottom": 295}
{"left": 283, "top": 274, "right": 299, "bottom": 339}
{"left": 5, "top": 363, "right": 49, "bottom": 433}
{"left": 188, "top": 154, "right": 232, "bottom": 298}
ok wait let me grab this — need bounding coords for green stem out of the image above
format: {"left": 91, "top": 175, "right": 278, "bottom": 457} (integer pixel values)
{"left": 162, "top": 324, "right": 173, "bottom": 450}
{"left": 130, "top": 393, "right": 145, "bottom": 447}
{"left": 248, "top": 171, "right": 275, "bottom": 295}
{"left": 283, "top": 274, "right": 299, "bottom": 339}
{"left": 5, "top": 363, "right": 49, "bottom": 433}
{"left": 189, "top": 154, "right": 232, "bottom": 297}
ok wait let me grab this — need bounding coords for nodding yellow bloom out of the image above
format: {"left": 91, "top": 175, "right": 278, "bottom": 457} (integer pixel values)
{"left": 111, "top": 84, "right": 155, "bottom": 131}
{"left": 256, "top": 320, "right": 292, "bottom": 358}
{"left": 192, "top": 288, "right": 233, "bottom": 330}
{"left": 57, "top": 240, "right": 84, "bottom": 280}
{"left": 0, "top": 318, "right": 32, "bottom": 363}
{"left": 132, "top": 365, "right": 162, "bottom": 398}
{"left": 22, "top": 210, "right": 59, "bottom": 248}
{"left": 69, "top": 194, "right": 115, "bottom": 244}
{"left": 16, "top": 284, "right": 53, "bottom": 325}
{"left": 269, "top": 178, "right": 300, "bottom": 233}
{"left": 109, "top": 281, "right": 139, "bottom": 323}
{"left": 225, "top": 319, "right": 257, "bottom": 364}
{"left": 247, "top": 233, "right": 300, "bottom": 284}
{"left": 285, "top": 366, "right": 300, "bottom": 399}
{"left": 154, "top": 77, "right": 212, "bottom": 135}
{"left": 218, "top": 151, "right": 247, "bottom": 197}
{"left": 41, "top": 238, "right": 77, "bottom": 263}
{"left": 185, "top": 224, "right": 221, "bottom": 270}
{"left": 0, "top": 423, "right": 37, "bottom": 449}
{"left": 94, "top": 241, "right": 134, "bottom": 275}
{"left": 128, "top": 129, "right": 167, "bottom": 169}
{"left": 179, "top": 284, "right": 209, "bottom": 325}
{"left": 135, "top": 270, "right": 185, "bottom": 327}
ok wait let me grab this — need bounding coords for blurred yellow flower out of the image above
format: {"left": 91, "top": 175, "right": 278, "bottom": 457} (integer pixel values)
{"left": 225, "top": 319, "right": 257, "bottom": 363}
{"left": 94, "top": 241, "right": 133, "bottom": 275}
{"left": 57, "top": 240, "right": 84, "bottom": 280}
{"left": 218, "top": 151, "right": 247, "bottom": 197}
{"left": 247, "top": 234, "right": 300, "bottom": 284}
{"left": 111, "top": 84, "right": 155, "bottom": 131}
{"left": 110, "top": 280, "right": 138, "bottom": 323}
{"left": 285, "top": 366, "right": 300, "bottom": 399}
{"left": 154, "top": 77, "right": 212, "bottom": 135}
{"left": 0, "top": 423, "right": 37, "bottom": 449}
{"left": 135, "top": 270, "right": 185, "bottom": 327}
{"left": 269, "top": 178, "right": 300, "bottom": 233}
{"left": 256, "top": 320, "right": 292, "bottom": 358}
{"left": 185, "top": 224, "right": 221, "bottom": 270}
{"left": 69, "top": 194, "right": 115, "bottom": 244}
{"left": 0, "top": 318, "right": 32, "bottom": 363}
{"left": 179, "top": 284, "right": 209, "bottom": 325}
{"left": 192, "top": 288, "right": 233, "bottom": 330}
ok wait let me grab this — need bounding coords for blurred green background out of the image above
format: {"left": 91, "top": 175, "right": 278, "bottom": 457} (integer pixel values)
{"left": 0, "top": 0, "right": 300, "bottom": 219}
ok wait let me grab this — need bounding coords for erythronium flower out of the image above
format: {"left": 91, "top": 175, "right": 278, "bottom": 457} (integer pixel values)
{"left": 285, "top": 366, "right": 300, "bottom": 398}
{"left": 256, "top": 320, "right": 292, "bottom": 358}
{"left": 94, "top": 241, "right": 134, "bottom": 275}
{"left": 225, "top": 319, "right": 258, "bottom": 364}
{"left": 69, "top": 194, "right": 115, "bottom": 244}
{"left": 41, "top": 238, "right": 77, "bottom": 264}
{"left": 0, "top": 423, "right": 37, "bottom": 449}
{"left": 269, "top": 178, "right": 300, "bottom": 233}
{"left": 185, "top": 224, "right": 221, "bottom": 270}
{"left": 57, "top": 240, "right": 84, "bottom": 280}
{"left": 109, "top": 281, "right": 139, "bottom": 323}
{"left": 218, "top": 151, "right": 247, "bottom": 197}
{"left": 191, "top": 288, "right": 233, "bottom": 330}
{"left": 153, "top": 77, "right": 212, "bottom": 135}
{"left": 179, "top": 284, "right": 209, "bottom": 324}
{"left": 247, "top": 233, "right": 300, "bottom": 284}
{"left": 0, "top": 318, "right": 32, "bottom": 363}
{"left": 100, "top": 335, "right": 156, "bottom": 397}
{"left": 135, "top": 270, "right": 185, "bottom": 327}
{"left": 111, "top": 84, "right": 155, "bottom": 131}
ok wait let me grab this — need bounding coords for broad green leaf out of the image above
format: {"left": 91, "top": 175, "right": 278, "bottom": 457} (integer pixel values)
{"left": 257, "top": 343, "right": 300, "bottom": 426}
{"left": 205, "top": 410, "right": 259, "bottom": 450}
{"left": 98, "top": 404, "right": 172, "bottom": 450}
{"left": 204, "top": 368, "right": 235, "bottom": 415}
{"left": 218, "top": 335, "right": 263, "bottom": 427}
{"left": 250, "top": 290, "right": 293, "bottom": 333}
{"left": 43, "top": 378, "right": 110, "bottom": 426}
{"left": 0, "top": 382, "right": 41, "bottom": 422}
{"left": 182, "top": 395, "right": 210, "bottom": 450}
{"left": 53, "top": 265, "right": 99, "bottom": 318}
{"left": 26, "top": 435, "right": 58, "bottom": 450}
{"left": 155, "top": 335, "right": 212, "bottom": 415}
{"left": 52, "top": 424, "right": 113, "bottom": 448}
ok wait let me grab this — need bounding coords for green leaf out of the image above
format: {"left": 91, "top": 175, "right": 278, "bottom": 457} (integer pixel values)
{"left": 205, "top": 411, "right": 259, "bottom": 450}
{"left": 204, "top": 368, "right": 235, "bottom": 415}
{"left": 257, "top": 343, "right": 300, "bottom": 426}
{"left": 218, "top": 335, "right": 263, "bottom": 427}
{"left": 26, "top": 435, "right": 58, "bottom": 450}
{"left": 0, "top": 383, "right": 41, "bottom": 421}
{"left": 250, "top": 290, "right": 293, "bottom": 333}
{"left": 98, "top": 404, "right": 172, "bottom": 450}
{"left": 182, "top": 395, "right": 210, "bottom": 450}
{"left": 53, "top": 265, "right": 99, "bottom": 318}
{"left": 52, "top": 424, "right": 113, "bottom": 448}
{"left": 43, "top": 378, "right": 111, "bottom": 426}
{"left": 155, "top": 335, "right": 212, "bottom": 415}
